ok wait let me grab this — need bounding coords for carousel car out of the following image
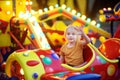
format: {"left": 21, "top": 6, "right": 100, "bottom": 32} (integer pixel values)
{"left": 5, "top": 38, "right": 120, "bottom": 80}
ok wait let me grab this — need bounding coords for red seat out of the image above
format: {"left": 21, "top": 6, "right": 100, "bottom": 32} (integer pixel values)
{"left": 83, "top": 45, "right": 93, "bottom": 62}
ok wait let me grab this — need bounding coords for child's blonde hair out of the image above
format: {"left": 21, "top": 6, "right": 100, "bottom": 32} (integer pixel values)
{"left": 64, "top": 25, "right": 79, "bottom": 37}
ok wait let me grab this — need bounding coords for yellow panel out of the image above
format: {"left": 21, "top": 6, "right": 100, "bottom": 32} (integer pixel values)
{"left": 0, "top": 34, "right": 11, "bottom": 47}
{"left": 52, "top": 21, "right": 67, "bottom": 31}
{"left": 5, "top": 50, "right": 45, "bottom": 80}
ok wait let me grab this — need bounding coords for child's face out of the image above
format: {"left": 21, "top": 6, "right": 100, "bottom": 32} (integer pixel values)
{"left": 65, "top": 27, "right": 78, "bottom": 43}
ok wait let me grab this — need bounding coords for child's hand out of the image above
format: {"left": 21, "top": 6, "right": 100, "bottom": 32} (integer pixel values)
{"left": 74, "top": 26, "right": 84, "bottom": 35}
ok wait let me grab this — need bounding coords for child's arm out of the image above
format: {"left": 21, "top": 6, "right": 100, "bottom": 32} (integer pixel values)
{"left": 59, "top": 50, "right": 65, "bottom": 63}
{"left": 81, "top": 29, "right": 91, "bottom": 44}
{"left": 75, "top": 26, "right": 91, "bottom": 44}
{"left": 60, "top": 55, "right": 65, "bottom": 63}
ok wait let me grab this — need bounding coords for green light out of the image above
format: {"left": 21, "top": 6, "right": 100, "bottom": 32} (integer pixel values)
{"left": 86, "top": 18, "right": 91, "bottom": 23}
{"left": 96, "top": 23, "right": 101, "bottom": 28}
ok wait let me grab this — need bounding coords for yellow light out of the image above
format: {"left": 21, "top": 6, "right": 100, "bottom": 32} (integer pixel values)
{"left": 108, "top": 7, "right": 112, "bottom": 11}
{"left": 6, "top": 1, "right": 10, "bottom": 5}
{"left": 99, "top": 36, "right": 106, "bottom": 43}
{"left": 99, "top": 10, "right": 104, "bottom": 14}
{"left": 91, "top": 37, "right": 96, "bottom": 44}
{"left": 91, "top": 20, "right": 96, "bottom": 25}
{"left": 19, "top": 11, "right": 24, "bottom": 18}
{"left": 3, "top": 62, "right": 6, "bottom": 65}
{"left": 12, "top": 12, "right": 15, "bottom": 16}
{"left": 20, "top": 68, "right": 24, "bottom": 75}
{"left": 6, "top": 11, "right": 10, "bottom": 14}
{"left": 38, "top": 9, "right": 43, "bottom": 14}
{"left": 61, "top": 4, "right": 66, "bottom": 9}
{"left": 40, "top": 55, "right": 45, "bottom": 58}
{"left": 31, "top": 10, "right": 35, "bottom": 14}
{"left": 99, "top": 15, "right": 106, "bottom": 22}
{"left": 81, "top": 15, "right": 86, "bottom": 20}
{"left": 26, "top": 1, "right": 29, "bottom": 5}
{"left": 71, "top": 10, "right": 76, "bottom": 15}
{"left": 49, "top": 6, "right": 54, "bottom": 10}
{"left": 30, "top": 1, "right": 32, "bottom": 5}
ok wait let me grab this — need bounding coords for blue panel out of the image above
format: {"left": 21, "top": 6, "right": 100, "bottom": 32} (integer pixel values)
{"left": 66, "top": 73, "right": 101, "bottom": 80}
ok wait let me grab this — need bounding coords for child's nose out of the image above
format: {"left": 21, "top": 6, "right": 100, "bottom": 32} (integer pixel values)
{"left": 69, "top": 34, "right": 73, "bottom": 36}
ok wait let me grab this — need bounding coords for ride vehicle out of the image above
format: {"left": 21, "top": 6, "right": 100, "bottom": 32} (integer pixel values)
{"left": 5, "top": 38, "right": 120, "bottom": 80}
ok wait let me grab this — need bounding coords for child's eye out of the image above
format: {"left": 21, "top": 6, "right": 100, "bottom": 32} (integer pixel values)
{"left": 67, "top": 33, "right": 70, "bottom": 35}
{"left": 72, "top": 33, "right": 75, "bottom": 35}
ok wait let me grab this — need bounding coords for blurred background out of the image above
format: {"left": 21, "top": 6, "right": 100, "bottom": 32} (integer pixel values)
{"left": 31, "top": 0, "right": 120, "bottom": 35}
{"left": 31, "top": 0, "right": 119, "bottom": 19}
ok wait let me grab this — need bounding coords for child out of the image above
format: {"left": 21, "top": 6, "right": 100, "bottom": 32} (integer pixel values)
{"left": 59, "top": 25, "right": 91, "bottom": 67}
